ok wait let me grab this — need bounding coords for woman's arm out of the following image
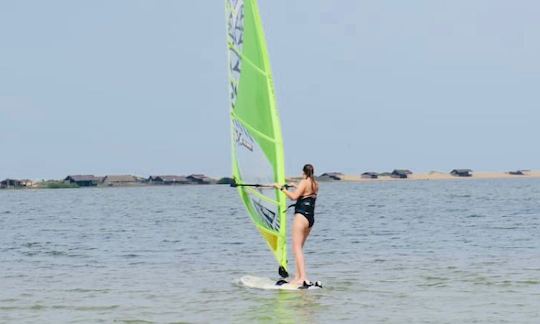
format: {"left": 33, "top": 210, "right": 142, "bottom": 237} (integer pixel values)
{"left": 274, "top": 180, "right": 306, "bottom": 201}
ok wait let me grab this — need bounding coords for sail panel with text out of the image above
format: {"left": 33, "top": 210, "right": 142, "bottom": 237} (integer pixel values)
{"left": 226, "top": 0, "right": 287, "bottom": 273}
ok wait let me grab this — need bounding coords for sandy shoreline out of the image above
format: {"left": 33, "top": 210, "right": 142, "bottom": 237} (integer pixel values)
{"left": 339, "top": 170, "right": 540, "bottom": 182}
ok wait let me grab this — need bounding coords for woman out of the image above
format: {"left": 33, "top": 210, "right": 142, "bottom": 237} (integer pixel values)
{"left": 274, "top": 164, "right": 319, "bottom": 287}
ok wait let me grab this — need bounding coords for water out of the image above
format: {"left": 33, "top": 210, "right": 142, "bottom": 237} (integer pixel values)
{"left": 1, "top": 179, "right": 539, "bottom": 323}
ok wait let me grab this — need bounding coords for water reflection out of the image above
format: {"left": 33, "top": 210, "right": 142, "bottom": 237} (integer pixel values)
{"left": 237, "top": 289, "right": 324, "bottom": 323}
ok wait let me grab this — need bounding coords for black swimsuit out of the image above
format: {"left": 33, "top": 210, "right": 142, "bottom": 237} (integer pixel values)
{"left": 294, "top": 195, "right": 317, "bottom": 228}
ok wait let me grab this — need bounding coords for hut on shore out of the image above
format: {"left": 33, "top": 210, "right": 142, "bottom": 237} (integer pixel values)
{"left": 508, "top": 170, "right": 527, "bottom": 175}
{"left": 19, "top": 179, "right": 33, "bottom": 187}
{"left": 1, "top": 179, "right": 22, "bottom": 189}
{"left": 64, "top": 175, "right": 99, "bottom": 187}
{"left": 0, "top": 179, "right": 34, "bottom": 188}
{"left": 148, "top": 175, "right": 190, "bottom": 185}
{"left": 318, "top": 172, "right": 343, "bottom": 181}
{"left": 391, "top": 169, "right": 412, "bottom": 179}
{"left": 187, "top": 174, "right": 216, "bottom": 184}
{"left": 361, "top": 172, "right": 379, "bottom": 179}
{"left": 217, "top": 177, "right": 235, "bottom": 185}
{"left": 101, "top": 175, "right": 139, "bottom": 186}
{"left": 450, "top": 169, "right": 473, "bottom": 177}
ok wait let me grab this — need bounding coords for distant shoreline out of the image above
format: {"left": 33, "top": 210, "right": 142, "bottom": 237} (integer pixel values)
{"left": 338, "top": 170, "right": 540, "bottom": 182}
{"left": 1, "top": 170, "right": 539, "bottom": 190}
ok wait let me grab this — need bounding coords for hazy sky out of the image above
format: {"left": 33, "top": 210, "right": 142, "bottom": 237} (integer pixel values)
{"left": 1, "top": 0, "right": 538, "bottom": 179}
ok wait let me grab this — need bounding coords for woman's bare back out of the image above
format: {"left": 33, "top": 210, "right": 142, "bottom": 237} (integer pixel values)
{"left": 298, "top": 178, "right": 318, "bottom": 198}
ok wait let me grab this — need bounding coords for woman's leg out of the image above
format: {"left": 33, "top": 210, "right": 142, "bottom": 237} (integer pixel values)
{"left": 302, "top": 226, "right": 312, "bottom": 248}
{"left": 292, "top": 213, "right": 310, "bottom": 284}
{"left": 293, "top": 224, "right": 311, "bottom": 282}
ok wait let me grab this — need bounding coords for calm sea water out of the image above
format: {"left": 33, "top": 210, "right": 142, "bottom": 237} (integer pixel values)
{"left": 1, "top": 179, "right": 539, "bottom": 323}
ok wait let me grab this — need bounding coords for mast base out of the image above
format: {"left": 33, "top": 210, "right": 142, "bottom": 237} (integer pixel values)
{"left": 278, "top": 266, "right": 289, "bottom": 278}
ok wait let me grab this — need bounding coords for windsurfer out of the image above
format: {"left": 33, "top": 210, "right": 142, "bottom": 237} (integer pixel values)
{"left": 274, "top": 164, "right": 319, "bottom": 287}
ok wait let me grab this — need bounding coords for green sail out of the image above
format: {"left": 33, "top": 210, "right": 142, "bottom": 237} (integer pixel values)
{"left": 225, "top": 0, "right": 288, "bottom": 276}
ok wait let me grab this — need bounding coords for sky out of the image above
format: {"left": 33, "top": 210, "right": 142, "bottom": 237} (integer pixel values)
{"left": 0, "top": 0, "right": 539, "bottom": 179}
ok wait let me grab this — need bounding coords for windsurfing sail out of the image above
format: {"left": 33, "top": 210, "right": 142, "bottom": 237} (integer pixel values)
{"left": 225, "top": 0, "right": 288, "bottom": 277}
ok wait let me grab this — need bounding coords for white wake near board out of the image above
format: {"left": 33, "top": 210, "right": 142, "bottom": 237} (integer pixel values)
{"left": 238, "top": 275, "right": 322, "bottom": 291}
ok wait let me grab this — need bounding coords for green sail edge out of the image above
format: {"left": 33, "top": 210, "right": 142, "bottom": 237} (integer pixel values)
{"left": 226, "top": 0, "right": 288, "bottom": 274}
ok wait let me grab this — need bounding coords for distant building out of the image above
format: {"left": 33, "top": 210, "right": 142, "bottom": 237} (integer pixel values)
{"left": 1, "top": 179, "right": 22, "bottom": 189}
{"left": 19, "top": 179, "right": 33, "bottom": 187}
{"left": 391, "top": 169, "right": 411, "bottom": 179}
{"left": 450, "top": 169, "right": 473, "bottom": 177}
{"left": 187, "top": 174, "right": 215, "bottom": 184}
{"left": 148, "top": 176, "right": 160, "bottom": 184}
{"left": 318, "top": 172, "right": 343, "bottom": 181}
{"left": 102, "top": 175, "right": 138, "bottom": 186}
{"left": 148, "top": 175, "right": 190, "bottom": 185}
{"left": 64, "top": 175, "right": 99, "bottom": 187}
{"left": 361, "top": 172, "right": 378, "bottom": 179}
{"left": 217, "top": 177, "right": 235, "bottom": 185}
{"left": 394, "top": 169, "right": 412, "bottom": 175}
{"left": 1, "top": 179, "right": 34, "bottom": 188}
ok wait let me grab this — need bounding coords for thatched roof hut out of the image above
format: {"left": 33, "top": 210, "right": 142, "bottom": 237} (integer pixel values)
{"left": 1, "top": 179, "right": 22, "bottom": 188}
{"left": 64, "top": 175, "right": 99, "bottom": 186}
{"left": 148, "top": 175, "right": 190, "bottom": 185}
{"left": 391, "top": 170, "right": 411, "bottom": 179}
{"left": 19, "top": 179, "right": 33, "bottom": 187}
{"left": 187, "top": 174, "right": 216, "bottom": 184}
{"left": 450, "top": 169, "right": 473, "bottom": 177}
{"left": 318, "top": 172, "right": 343, "bottom": 181}
{"left": 394, "top": 169, "right": 413, "bottom": 175}
{"left": 217, "top": 177, "right": 235, "bottom": 185}
{"left": 361, "top": 172, "right": 379, "bottom": 179}
{"left": 102, "top": 175, "right": 138, "bottom": 186}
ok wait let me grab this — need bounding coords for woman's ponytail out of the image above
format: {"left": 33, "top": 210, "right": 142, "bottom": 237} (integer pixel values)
{"left": 303, "top": 164, "right": 318, "bottom": 192}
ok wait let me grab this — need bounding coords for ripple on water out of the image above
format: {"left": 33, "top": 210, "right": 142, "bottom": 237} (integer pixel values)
{"left": 0, "top": 181, "right": 539, "bottom": 323}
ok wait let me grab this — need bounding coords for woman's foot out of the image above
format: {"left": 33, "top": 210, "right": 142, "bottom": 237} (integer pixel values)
{"left": 289, "top": 274, "right": 300, "bottom": 285}
{"left": 298, "top": 280, "right": 314, "bottom": 289}
{"left": 289, "top": 278, "right": 309, "bottom": 286}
